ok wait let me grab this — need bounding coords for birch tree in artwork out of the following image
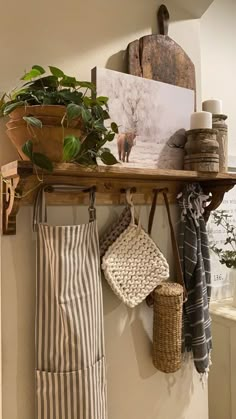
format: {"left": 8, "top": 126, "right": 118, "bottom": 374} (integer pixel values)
{"left": 95, "top": 68, "right": 194, "bottom": 169}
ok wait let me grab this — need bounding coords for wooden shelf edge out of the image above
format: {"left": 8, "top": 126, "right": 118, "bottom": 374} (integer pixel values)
{"left": 1, "top": 160, "right": 236, "bottom": 235}
{"left": 2, "top": 160, "right": 236, "bottom": 182}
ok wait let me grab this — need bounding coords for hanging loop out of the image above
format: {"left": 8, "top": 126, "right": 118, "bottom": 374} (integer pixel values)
{"left": 157, "top": 4, "right": 170, "bottom": 36}
{"left": 148, "top": 187, "right": 168, "bottom": 236}
{"left": 126, "top": 188, "right": 136, "bottom": 225}
{"left": 88, "top": 186, "right": 96, "bottom": 222}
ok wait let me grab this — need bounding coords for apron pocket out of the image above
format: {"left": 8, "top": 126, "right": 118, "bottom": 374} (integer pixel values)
{"left": 36, "top": 357, "right": 107, "bottom": 419}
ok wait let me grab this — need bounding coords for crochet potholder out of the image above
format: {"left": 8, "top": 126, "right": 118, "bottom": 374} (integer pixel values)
{"left": 99, "top": 206, "right": 131, "bottom": 258}
{"left": 102, "top": 223, "right": 169, "bottom": 308}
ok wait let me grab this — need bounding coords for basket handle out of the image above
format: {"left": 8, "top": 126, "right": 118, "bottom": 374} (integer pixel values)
{"left": 148, "top": 189, "right": 187, "bottom": 302}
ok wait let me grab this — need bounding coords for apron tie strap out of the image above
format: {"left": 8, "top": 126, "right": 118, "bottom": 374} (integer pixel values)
{"left": 33, "top": 185, "right": 96, "bottom": 231}
{"left": 33, "top": 185, "right": 47, "bottom": 232}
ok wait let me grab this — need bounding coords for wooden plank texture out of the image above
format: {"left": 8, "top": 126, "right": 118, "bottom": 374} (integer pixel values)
{"left": 127, "top": 5, "right": 196, "bottom": 94}
{"left": 2, "top": 160, "right": 236, "bottom": 234}
{"left": 2, "top": 161, "right": 236, "bottom": 182}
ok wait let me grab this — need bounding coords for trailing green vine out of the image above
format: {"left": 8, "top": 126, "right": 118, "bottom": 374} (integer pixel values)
{"left": 211, "top": 210, "right": 236, "bottom": 269}
{"left": 1, "top": 65, "right": 119, "bottom": 171}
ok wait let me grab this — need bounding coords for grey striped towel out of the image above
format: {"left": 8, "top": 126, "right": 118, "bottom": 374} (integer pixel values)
{"left": 178, "top": 183, "right": 212, "bottom": 375}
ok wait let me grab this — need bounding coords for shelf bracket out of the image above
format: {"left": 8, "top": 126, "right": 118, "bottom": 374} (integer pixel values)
{"left": 203, "top": 183, "right": 235, "bottom": 222}
{"left": 2, "top": 176, "right": 21, "bottom": 235}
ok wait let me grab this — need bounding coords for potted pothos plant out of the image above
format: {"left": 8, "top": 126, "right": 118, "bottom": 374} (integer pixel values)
{"left": 0, "top": 65, "right": 118, "bottom": 171}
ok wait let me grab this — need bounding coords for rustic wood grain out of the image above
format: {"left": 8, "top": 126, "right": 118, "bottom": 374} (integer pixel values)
{"left": 2, "top": 161, "right": 236, "bottom": 182}
{"left": 128, "top": 35, "right": 196, "bottom": 92}
{"left": 127, "top": 5, "right": 196, "bottom": 96}
{"left": 2, "top": 161, "right": 236, "bottom": 234}
{"left": 213, "top": 115, "right": 228, "bottom": 173}
{"left": 157, "top": 4, "right": 169, "bottom": 36}
{"left": 184, "top": 128, "right": 219, "bottom": 172}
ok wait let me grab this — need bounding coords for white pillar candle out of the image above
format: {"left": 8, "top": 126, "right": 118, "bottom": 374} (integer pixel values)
{"left": 190, "top": 111, "right": 212, "bottom": 130}
{"left": 202, "top": 99, "right": 223, "bottom": 114}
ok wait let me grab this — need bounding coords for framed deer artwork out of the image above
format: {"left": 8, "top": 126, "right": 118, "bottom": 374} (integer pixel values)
{"left": 92, "top": 67, "right": 194, "bottom": 169}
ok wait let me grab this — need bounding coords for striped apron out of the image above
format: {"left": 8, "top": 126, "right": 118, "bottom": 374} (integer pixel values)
{"left": 35, "top": 187, "right": 107, "bottom": 419}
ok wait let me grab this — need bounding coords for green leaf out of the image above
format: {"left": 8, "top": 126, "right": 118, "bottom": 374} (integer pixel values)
{"left": 100, "top": 151, "right": 118, "bottom": 165}
{"left": 3, "top": 101, "right": 25, "bottom": 115}
{"left": 76, "top": 151, "right": 97, "bottom": 166}
{"left": 63, "top": 135, "right": 81, "bottom": 161}
{"left": 105, "top": 131, "right": 115, "bottom": 142}
{"left": 49, "top": 66, "right": 64, "bottom": 78}
{"left": 22, "top": 140, "right": 33, "bottom": 159}
{"left": 21, "top": 68, "right": 42, "bottom": 81}
{"left": 96, "top": 96, "right": 108, "bottom": 105}
{"left": 12, "top": 88, "right": 28, "bottom": 100}
{"left": 96, "top": 137, "right": 109, "bottom": 150}
{"left": 59, "top": 90, "right": 83, "bottom": 104}
{"left": 93, "top": 120, "right": 106, "bottom": 132}
{"left": 0, "top": 93, "right": 6, "bottom": 116}
{"left": 32, "top": 153, "right": 53, "bottom": 172}
{"left": 60, "top": 76, "right": 77, "bottom": 88}
{"left": 0, "top": 92, "right": 6, "bottom": 103}
{"left": 103, "top": 110, "right": 110, "bottom": 120}
{"left": 81, "top": 107, "right": 92, "bottom": 123}
{"left": 91, "top": 104, "right": 104, "bottom": 119}
{"left": 42, "top": 95, "right": 57, "bottom": 105}
{"left": 99, "top": 147, "right": 111, "bottom": 154}
{"left": 32, "top": 65, "right": 46, "bottom": 75}
{"left": 66, "top": 103, "right": 82, "bottom": 121}
{"left": 83, "top": 97, "right": 94, "bottom": 107}
{"left": 79, "top": 132, "right": 98, "bottom": 153}
{"left": 77, "top": 81, "right": 96, "bottom": 92}
{"left": 23, "top": 75, "right": 58, "bottom": 90}
{"left": 23, "top": 116, "right": 42, "bottom": 128}
{"left": 111, "top": 122, "right": 119, "bottom": 134}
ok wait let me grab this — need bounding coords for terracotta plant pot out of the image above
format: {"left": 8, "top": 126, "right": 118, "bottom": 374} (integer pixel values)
{"left": 8, "top": 105, "right": 83, "bottom": 128}
{"left": 6, "top": 105, "right": 85, "bottom": 162}
{"left": 6, "top": 115, "right": 67, "bottom": 129}
{"left": 6, "top": 125, "right": 83, "bottom": 162}
{"left": 9, "top": 105, "right": 66, "bottom": 121}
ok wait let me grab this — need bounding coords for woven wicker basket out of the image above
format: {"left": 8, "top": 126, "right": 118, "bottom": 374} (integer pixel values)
{"left": 152, "top": 282, "right": 183, "bottom": 373}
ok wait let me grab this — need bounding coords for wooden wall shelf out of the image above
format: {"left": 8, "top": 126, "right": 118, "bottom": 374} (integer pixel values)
{"left": 1, "top": 160, "right": 236, "bottom": 235}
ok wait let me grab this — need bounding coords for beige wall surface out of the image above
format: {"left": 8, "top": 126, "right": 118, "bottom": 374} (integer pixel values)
{"left": 201, "top": 2, "right": 236, "bottom": 418}
{"left": 0, "top": 1, "right": 208, "bottom": 418}
{"left": 201, "top": 0, "right": 236, "bottom": 155}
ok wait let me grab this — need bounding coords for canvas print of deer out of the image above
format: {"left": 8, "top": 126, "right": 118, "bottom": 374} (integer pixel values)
{"left": 92, "top": 67, "right": 195, "bottom": 169}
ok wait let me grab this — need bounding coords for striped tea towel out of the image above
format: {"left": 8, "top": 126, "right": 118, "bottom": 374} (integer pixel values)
{"left": 178, "top": 183, "right": 212, "bottom": 376}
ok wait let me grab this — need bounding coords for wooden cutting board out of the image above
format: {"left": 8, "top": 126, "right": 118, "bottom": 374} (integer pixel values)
{"left": 127, "top": 5, "right": 196, "bottom": 94}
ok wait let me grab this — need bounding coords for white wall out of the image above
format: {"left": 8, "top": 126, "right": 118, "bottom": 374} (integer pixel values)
{"left": 201, "top": 0, "right": 236, "bottom": 155}
{"left": 0, "top": 1, "right": 208, "bottom": 418}
{"left": 201, "top": 2, "right": 236, "bottom": 418}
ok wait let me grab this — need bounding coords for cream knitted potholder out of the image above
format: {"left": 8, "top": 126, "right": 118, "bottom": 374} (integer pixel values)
{"left": 102, "top": 223, "right": 169, "bottom": 308}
